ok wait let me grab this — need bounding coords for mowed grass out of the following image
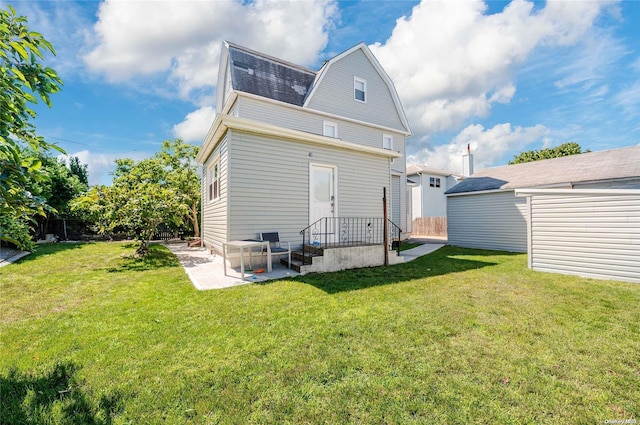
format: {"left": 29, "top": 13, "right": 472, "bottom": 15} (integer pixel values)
{"left": 1, "top": 242, "right": 639, "bottom": 424}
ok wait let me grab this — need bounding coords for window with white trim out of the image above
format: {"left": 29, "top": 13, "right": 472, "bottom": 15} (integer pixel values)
{"left": 323, "top": 121, "right": 338, "bottom": 138}
{"left": 383, "top": 134, "right": 393, "bottom": 150}
{"left": 354, "top": 77, "right": 366, "bottom": 102}
{"left": 208, "top": 161, "right": 220, "bottom": 202}
{"left": 429, "top": 177, "right": 441, "bottom": 188}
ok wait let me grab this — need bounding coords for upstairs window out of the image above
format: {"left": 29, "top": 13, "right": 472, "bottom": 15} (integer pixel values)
{"left": 208, "top": 161, "right": 220, "bottom": 202}
{"left": 383, "top": 134, "right": 393, "bottom": 150}
{"left": 429, "top": 177, "right": 441, "bottom": 188}
{"left": 354, "top": 77, "right": 366, "bottom": 102}
{"left": 323, "top": 121, "right": 338, "bottom": 138}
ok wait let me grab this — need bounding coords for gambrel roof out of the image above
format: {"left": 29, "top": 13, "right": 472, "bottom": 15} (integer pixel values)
{"left": 216, "top": 41, "right": 411, "bottom": 134}
{"left": 304, "top": 43, "right": 411, "bottom": 133}
{"left": 446, "top": 145, "right": 640, "bottom": 194}
{"left": 225, "top": 42, "right": 316, "bottom": 107}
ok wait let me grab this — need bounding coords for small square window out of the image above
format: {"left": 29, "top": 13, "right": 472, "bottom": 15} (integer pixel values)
{"left": 354, "top": 77, "right": 366, "bottom": 102}
{"left": 429, "top": 177, "right": 441, "bottom": 188}
{"left": 323, "top": 121, "right": 338, "bottom": 138}
{"left": 383, "top": 134, "right": 393, "bottom": 150}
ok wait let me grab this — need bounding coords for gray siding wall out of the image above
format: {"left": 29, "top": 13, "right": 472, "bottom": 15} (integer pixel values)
{"left": 235, "top": 96, "right": 406, "bottom": 232}
{"left": 227, "top": 130, "right": 390, "bottom": 248}
{"left": 305, "top": 49, "right": 405, "bottom": 131}
{"left": 237, "top": 96, "right": 406, "bottom": 155}
{"left": 527, "top": 191, "right": 640, "bottom": 283}
{"left": 201, "top": 135, "right": 229, "bottom": 255}
{"left": 447, "top": 191, "right": 527, "bottom": 252}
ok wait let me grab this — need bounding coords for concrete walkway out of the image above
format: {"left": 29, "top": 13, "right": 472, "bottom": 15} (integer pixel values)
{"left": 401, "top": 239, "right": 447, "bottom": 262}
{"left": 0, "top": 247, "right": 30, "bottom": 267}
{"left": 166, "top": 239, "right": 446, "bottom": 291}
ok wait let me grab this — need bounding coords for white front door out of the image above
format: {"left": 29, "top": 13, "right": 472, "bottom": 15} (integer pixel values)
{"left": 310, "top": 164, "right": 336, "bottom": 233}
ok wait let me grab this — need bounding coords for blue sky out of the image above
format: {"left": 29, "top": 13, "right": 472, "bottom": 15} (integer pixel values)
{"left": 7, "top": 0, "right": 640, "bottom": 185}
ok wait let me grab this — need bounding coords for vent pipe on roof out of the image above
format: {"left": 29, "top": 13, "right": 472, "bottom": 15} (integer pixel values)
{"left": 462, "top": 143, "right": 474, "bottom": 176}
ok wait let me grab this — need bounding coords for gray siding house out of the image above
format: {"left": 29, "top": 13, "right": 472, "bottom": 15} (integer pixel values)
{"left": 445, "top": 145, "right": 640, "bottom": 282}
{"left": 196, "top": 42, "right": 411, "bottom": 269}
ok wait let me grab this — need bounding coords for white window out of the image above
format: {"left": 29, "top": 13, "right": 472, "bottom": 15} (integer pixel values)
{"left": 323, "top": 121, "right": 338, "bottom": 138}
{"left": 383, "top": 134, "right": 393, "bottom": 150}
{"left": 354, "top": 77, "right": 366, "bottom": 102}
{"left": 429, "top": 177, "right": 441, "bottom": 188}
{"left": 208, "top": 161, "right": 220, "bottom": 202}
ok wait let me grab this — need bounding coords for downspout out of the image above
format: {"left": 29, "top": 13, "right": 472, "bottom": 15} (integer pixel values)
{"left": 526, "top": 196, "right": 532, "bottom": 269}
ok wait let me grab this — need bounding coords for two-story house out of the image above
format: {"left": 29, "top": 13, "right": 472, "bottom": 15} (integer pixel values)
{"left": 196, "top": 41, "right": 411, "bottom": 272}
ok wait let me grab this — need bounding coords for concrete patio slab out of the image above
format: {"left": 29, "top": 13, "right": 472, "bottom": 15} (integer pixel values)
{"left": 166, "top": 239, "right": 446, "bottom": 290}
{"left": 165, "top": 242, "right": 298, "bottom": 290}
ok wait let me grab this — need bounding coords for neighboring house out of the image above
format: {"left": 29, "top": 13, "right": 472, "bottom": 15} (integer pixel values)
{"left": 445, "top": 145, "right": 640, "bottom": 283}
{"left": 406, "top": 164, "right": 461, "bottom": 237}
{"left": 196, "top": 41, "right": 411, "bottom": 272}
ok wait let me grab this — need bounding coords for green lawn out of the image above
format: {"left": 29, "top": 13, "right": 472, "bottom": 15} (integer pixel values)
{"left": 1, "top": 242, "right": 639, "bottom": 424}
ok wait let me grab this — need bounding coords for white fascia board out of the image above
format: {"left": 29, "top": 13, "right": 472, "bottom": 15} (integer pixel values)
{"left": 196, "top": 114, "right": 402, "bottom": 164}
{"left": 196, "top": 113, "right": 225, "bottom": 163}
{"left": 215, "top": 41, "right": 231, "bottom": 113}
{"left": 515, "top": 188, "right": 640, "bottom": 197}
{"left": 238, "top": 91, "right": 410, "bottom": 136}
{"left": 302, "top": 43, "right": 412, "bottom": 135}
{"left": 220, "top": 91, "right": 238, "bottom": 115}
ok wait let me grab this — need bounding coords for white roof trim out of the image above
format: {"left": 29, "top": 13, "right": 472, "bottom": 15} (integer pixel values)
{"left": 197, "top": 114, "right": 402, "bottom": 164}
{"left": 215, "top": 41, "right": 231, "bottom": 113}
{"left": 515, "top": 188, "right": 640, "bottom": 197}
{"left": 303, "top": 42, "right": 411, "bottom": 134}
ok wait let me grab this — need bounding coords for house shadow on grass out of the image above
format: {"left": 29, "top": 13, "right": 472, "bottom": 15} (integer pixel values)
{"left": 0, "top": 361, "right": 124, "bottom": 424}
{"left": 288, "top": 246, "right": 511, "bottom": 294}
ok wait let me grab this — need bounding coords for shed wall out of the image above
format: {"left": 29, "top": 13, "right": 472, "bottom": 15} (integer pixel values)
{"left": 526, "top": 191, "right": 640, "bottom": 283}
{"left": 447, "top": 191, "right": 527, "bottom": 252}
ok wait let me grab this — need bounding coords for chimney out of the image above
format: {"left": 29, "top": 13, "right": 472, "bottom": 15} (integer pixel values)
{"left": 462, "top": 143, "right": 474, "bottom": 176}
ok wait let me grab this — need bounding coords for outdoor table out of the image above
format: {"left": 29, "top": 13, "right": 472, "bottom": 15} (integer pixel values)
{"left": 223, "top": 239, "right": 272, "bottom": 280}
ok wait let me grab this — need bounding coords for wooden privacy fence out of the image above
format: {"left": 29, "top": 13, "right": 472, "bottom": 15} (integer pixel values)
{"left": 411, "top": 217, "right": 447, "bottom": 238}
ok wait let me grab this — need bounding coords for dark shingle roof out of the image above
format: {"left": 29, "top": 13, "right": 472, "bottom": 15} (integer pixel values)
{"left": 227, "top": 43, "right": 316, "bottom": 106}
{"left": 445, "top": 145, "right": 640, "bottom": 194}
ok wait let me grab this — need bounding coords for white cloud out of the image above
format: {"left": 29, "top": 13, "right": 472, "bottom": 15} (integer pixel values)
{"left": 84, "top": 0, "right": 338, "bottom": 100}
{"left": 59, "top": 150, "right": 151, "bottom": 187}
{"left": 173, "top": 107, "right": 216, "bottom": 143}
{"left": 408, "top": 123, "right": 549, "bottom": 173}
{"left": 370, "top": 0, "right": 616, "bottom": 163}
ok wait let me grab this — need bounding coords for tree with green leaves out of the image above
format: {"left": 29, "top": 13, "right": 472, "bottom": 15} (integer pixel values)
{"left": 1, "top": 5, "right": 63, "bottom": 249}
{"left": 69, "top": 156, "right": 88, "bottom": 187}
{"left": 27, "top": 154, "right": 89, "bottom": 239}
{"left": 70, "top": 139, "right": 200, "bottom": 256}
{"left": 72, "top": 157, "right": 187, "bottom": 257}
{"left": 509, "top": 142, "right": 590, "bottom": 164}
{"left": 157, "top": 139, "right": 201, "bottom": 238}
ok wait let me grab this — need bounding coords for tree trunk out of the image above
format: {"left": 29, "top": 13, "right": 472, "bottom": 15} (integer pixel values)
{"left": 191, "top": 201, "right": 200, "bottom": 238}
